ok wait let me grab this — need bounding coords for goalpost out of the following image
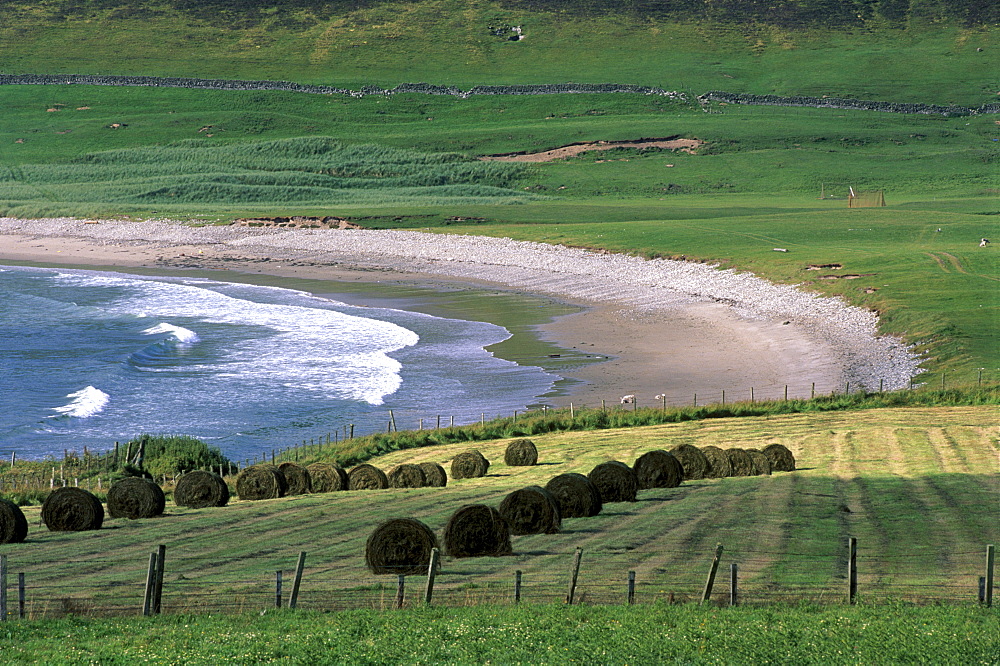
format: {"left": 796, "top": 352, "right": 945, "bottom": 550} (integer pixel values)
{"left": 847, "top": 186, "right": 886, "bottom": 208}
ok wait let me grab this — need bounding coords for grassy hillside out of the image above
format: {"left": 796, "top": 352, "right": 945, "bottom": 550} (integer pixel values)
{"left": 0, "top": 0, "right": 997, "bottom": 104}
{"left": 1, "top": 406, "right": 996, "bottom": 618}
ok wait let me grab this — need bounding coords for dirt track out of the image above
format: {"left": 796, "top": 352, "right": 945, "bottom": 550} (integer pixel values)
{"left": 481, "top": 138, "right": 702, "bottom": 162}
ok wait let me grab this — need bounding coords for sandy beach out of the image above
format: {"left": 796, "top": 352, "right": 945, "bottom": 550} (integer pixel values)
{"left": 0, "top": 217, "right": 922, "bottom": 408}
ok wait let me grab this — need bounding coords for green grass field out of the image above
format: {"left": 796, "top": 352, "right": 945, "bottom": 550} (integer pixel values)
{"left": 1, "top": 604, "right": 997, "bottom": 663}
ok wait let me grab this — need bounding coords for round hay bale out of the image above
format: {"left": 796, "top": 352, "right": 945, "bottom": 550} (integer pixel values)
{"left": 504, "top": 438, "right": 538, "bottom": 466}
{"left": 306, "top": 463, "right": 348, "bottom": 493}
{"left": 632, "top": 450, "right": 683, "bottom": 489}
{"left": 746, "top": 449, "right": 773, "bottom": 476}
{"left": 761, "top": 443, "right": 796, "bottom": 472}
{"left": 41, "top": 487, "right": 104, "bottom": 532}
{"left": 498, "top": 486, "right": 561, "bottom": 535}
{"left": 348, "top": 463, "right": 389, "bottom": 490}
{"left": 418, "top": 462, "right": 448, "bottom": 488}
{"left": 0, "top": 498, "right": 28, "bottom": 544}
{"left": 236, "top": 464, "right": 287, "bottom": 500}
{"left": 174, "top": 470, "right": 230, "bottom": 508}
{"left": 700, "top": 446, "right": 733, "bottom": 478}
{"left": 450, "top": 449, "right": 490, "bottom": 480}
{"left": 544, "top": 473, "right": 603, "bottom": 518}
{"left": 107, "top": 477, "right": 165, "bottom": 519}
{"left": 725, "top": 448, "right": 755, "bottom": 476}
{"left": 365, "top": 518, "right": 439, "bottom": 575}
{"left": 669, "top": 444, "right": 710, "bottom": 480}
{"left": 444, "top": 504, "right": 512, "bottom": 558}
{"left": 277, "top": 462, "right": 312, "bottom": 495}
{"left": 588, "top": 461, "right": 639, "bottom": 503}
{"left": 387, "top": 463, "right": 426, "bottom": 489}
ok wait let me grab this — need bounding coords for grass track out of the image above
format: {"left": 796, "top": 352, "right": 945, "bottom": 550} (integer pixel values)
{"left": 2, "top": 406, "right": 996, "bottom": 616}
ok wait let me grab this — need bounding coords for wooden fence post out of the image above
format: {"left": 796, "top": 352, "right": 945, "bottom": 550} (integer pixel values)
{"left": 18, "top": 573, "right": 25, "bottom": 619}
{"left": 514, "top": 570, "right": 522, "bottom": 603}
{"left": 275, "top": 571, "right": 283, "bottom": 608}
{"left": 0, "top": 554, "right": 7, "bottom": 622}
{"left": 847, "top": 537, "right": 858, "bottom": 605}
{"left": 986, "top": 544, "right": 995, "bottom": 608}
{"left": 424, "top": 548, "right": 440, "bottom": 604}
{"left": 730, "top": 563, "right": 738, "bottom": 606}
{"left": 289, "top": 551, "right": 306, "bottom": 610}
{"left": 153, "top": 544, "right": 166, "bottom": 615}
{"left": 395, "top": 575, "right": 405, "bottom": 609}
{"left": 570, "top": 403, "right": 575, "bottom": 420}
{"left": 721, "top": 390, "right": 725, "bottom": 406}
{"left": 566, "top": 548, "right": 583, "bottom": 604}
{"left": 700, "top": 543, "right": 724, "bottom": 605}
{"left": 142, "top": 552, "right": 157, "bottom": 616}
{"left": 627, "top": 571, "right": 636, "bottom": 605}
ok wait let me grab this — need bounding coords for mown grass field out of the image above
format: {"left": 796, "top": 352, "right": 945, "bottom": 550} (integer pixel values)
{"left": 2, "top": 406, "right": 996, "bottom": 619}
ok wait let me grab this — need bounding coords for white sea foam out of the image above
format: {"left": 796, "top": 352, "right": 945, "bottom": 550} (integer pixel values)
{"left": 142, "top": 322, "right": 200, "bottom": 344}
{"left": 53, "top": 271, "right": 420, "bottom": 405}
{"left": 50, "top": 386, "right": 110, "bottom": 418}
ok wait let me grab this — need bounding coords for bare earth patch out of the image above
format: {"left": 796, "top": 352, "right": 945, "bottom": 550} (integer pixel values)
{"left": 481, "top": 137, "right": 703, "bottom": 162}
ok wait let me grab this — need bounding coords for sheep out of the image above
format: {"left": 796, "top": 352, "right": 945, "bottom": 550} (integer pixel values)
{"left": 620, "top": 394, "right": 636, "bottom": 405}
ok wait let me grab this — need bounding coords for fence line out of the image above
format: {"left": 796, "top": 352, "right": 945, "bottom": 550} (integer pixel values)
{"left": 0, "top": 540, "right": 994, "bottom": 620}
{"left": 0, "top": 374, "right": 995, "bottom": 476}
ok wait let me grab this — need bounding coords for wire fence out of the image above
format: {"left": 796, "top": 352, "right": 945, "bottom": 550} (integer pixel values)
{"left": 1, "top": 542, "right": 994, "bottom": 620}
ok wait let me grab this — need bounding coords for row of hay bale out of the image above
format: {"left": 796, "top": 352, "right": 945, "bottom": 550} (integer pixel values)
{"left": 0, "top": 476, "right": 170, "bottom": 541}
{"left": 669, "top": 442, "right": 796, "bottom": 480}
{"left": 363, "top": 442, "right": 797, "bottom": 574}
{"left": 364, "top": 446, "right": 681, "bottom": 572}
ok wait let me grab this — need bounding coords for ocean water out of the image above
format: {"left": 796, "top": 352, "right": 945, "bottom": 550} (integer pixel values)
{"left": 0, "top": 265, "right": 560, "bottom": 461}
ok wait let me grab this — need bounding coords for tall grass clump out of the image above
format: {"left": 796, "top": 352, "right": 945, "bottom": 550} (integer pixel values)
{"left": 0, "top": 138, "right": 534, "bottom": 214}
{"left": 120, "top": 434, "right": 232, "bottom": 477}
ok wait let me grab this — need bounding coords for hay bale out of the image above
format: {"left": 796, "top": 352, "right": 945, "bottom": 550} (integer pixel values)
{"left": 700, "top": 446, "right": 733, "bottom": 478}
{"left": 236, "top": 464, "right": 287, "bottom": 500}
{"left": 504, "top": 438, "right": 538, "bottom": 466}
{"left": 174, "top": 470, "right": 230, "bottom": 508}
{"left": 444, "top": 504, "right": 512, "bottom": 558}
{"left": 418, "top": 462, "right": 448, "bottom": 488}
{"left": 277, "top": 462, "right": 312, "bottom": 495}
{"left": 348, "top": 463, "right": 389, "bottom": 490}
{"left": 725, "top": 448, "right": 755, "bottom": 476}
{"left": 365, "top": 518, "right": 439, "bottom": 575}
{"left": 450, "top": 449, "right": 490, "bottom": 480}
{"left": 107, "top": 477, "right": 165, "bottom": 519}
{"left": 306, "top": 463, "right": 348, "bottom": 493}
{"left": 544, "top": 473, "right": 603, "bottom": 518}
{"left": 746, "top": 449, "right": 773, "bottom": 476}
{"left": 0, "top": 498, "right": 28, "bottom": 544}
{"left": 387, "top": 463, "right": 426, "bottom": 488}
{"left": 41, "top": 487, "right": 104, "bottom": 532}
{"left": 588, "top": 461, "right": 639, "bottom": 502}
{"left": 632, "top": 450, "right": 683, "bottom": 489}
{"left": 669, "top": 444, "right": 710, "bottom": 480}
{"left": 762, "top": 443, "right": 796, "bottom": 472}
{"left": 498, "top": 486, "right": 561, "bottom": 535}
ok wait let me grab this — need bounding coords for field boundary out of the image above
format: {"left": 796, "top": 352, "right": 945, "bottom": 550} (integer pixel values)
{"left": 2, "top": 74, "right": 998, "bottom": 115}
